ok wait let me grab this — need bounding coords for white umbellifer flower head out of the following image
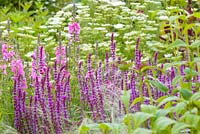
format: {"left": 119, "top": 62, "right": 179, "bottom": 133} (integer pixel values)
{"left": 0, "top": 26, "right": 5, "bottom": 29}
{"left": 164, "top": 54, "right": 172, "bottom": 58}
{"left": 159, "top": 16, "right": 169, "bottom": 21}
{"left": 106, "top": 33, "right": 119, "bottom": 37}
{"left": 114, "top": 24, "right": 125, "bottom": 29}
{"left": 94, "top": 27, "right": 107, "bottom": 32}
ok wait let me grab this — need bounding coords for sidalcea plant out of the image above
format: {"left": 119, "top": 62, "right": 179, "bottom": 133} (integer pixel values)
{"left": 13, "top": 45, "right": 71, "bottom": 134}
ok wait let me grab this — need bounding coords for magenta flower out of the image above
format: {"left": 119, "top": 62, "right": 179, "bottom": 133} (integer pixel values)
{"left": 2, "top": 43, "right": 15, "bottom": 61}
{"left": 68, "top": 22, "right": 80, "bottom": 43}
{"left": 69, "top": 22, "right": 80, "bottom": 35}
{"left": 56, "top": 45, "right": 67, "bottom": 66}
{"left": 11, "top": 59, "right": 25, "bottom": 76}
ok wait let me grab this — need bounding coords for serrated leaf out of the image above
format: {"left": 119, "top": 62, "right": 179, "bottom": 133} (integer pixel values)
{"left": 172, "top": 122, "right": 191, "bottom": 134}
{"left": 133, "top": 112, "right": 154, "bottom": 128}
{"left": 158, "top": 96, "right": 180, "bottom": 107}
{"left": 133, "top": 128, "right": 152, "bottom": 134}
{"left": 168, "top": 39, "right": 186, "bottom": 50}
{"left": 153, "top": 117, "right": 176, "bottom": 131}
{"left": 180, "top": 88, "right": 193, "bottom": 100}
{"left": 149, "top": 79, "right": 168, "bottom": 93}
{"left": 141, "top": 104, "right": 157, "bottom": 114}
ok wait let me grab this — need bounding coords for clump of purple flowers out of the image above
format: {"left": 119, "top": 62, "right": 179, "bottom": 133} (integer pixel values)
{"left": 13, "top": 46, "right": 70, "bottom": 134}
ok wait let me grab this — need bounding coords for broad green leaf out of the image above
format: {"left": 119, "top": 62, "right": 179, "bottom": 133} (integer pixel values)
{"left": 179, "top": 88, "right": 193, "bottom": 100}
{"left": 123, "top": 114, "right": 134, "bottom": 126}
{"left": 79, "top": 125, "right": 90, "bottom": 134}
{"left": 133, "top": 128, "right": 152, "bottom": 134}
{"left": 158, "top": 96, "right": 180, "bottom": 107}
{"left": 141, "top": 104, "right": 157, "bottom": 114}
{"left": 149, "top": 79, "right": 168, "bottom": 93}
{"left": 184, "top": 113, "right": 200, "bottom": 129}
{"left": 191, "top": 92, "right": 200, "bottom": 101}
{"left": 99, "top": 123, "right": 112, "bottom": 132}
{"left": 156, "top": 108, "right": 173, "bottom": 117}
{"left": 109, "top": 123, "right": 127, "bottom": 134}
{"left": 153, "top": 117, "right": 176, "bottom": 131}
{"left": 193, "top": 12, "right": 200, "bottom": 18}
{"left": 184, "top": 68, "right": 197, "bottom": 77}
{"left": 121, "top": 90, "right": 131, "bottom": 112}
{"left": 172, "top": 75, "right": 182, "bottom": 87}
{"left": 173, "top": 102, "right": 187, "bottom": 115}
{"left": 133, "top": 112, "right": 154, "bottom": 128}
{"left": 168, "top": 39, "right": 186, "bottom": 50}
{"left": 190, "top": 40, "right": 200, "bottom": 48}
{"left": 172, "top": 122, "right": 191, "bottom": 134}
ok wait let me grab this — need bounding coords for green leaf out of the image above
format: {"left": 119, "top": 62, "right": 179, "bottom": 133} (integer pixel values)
{"left": 158, "top": 96, "right": 180, "bottom": 107}
{"left": 121, "top": 90, "right": 131, "bottom": 112}
{"left": 133, "top": 112, "right": 154, "bottom": 128}
{"left": 172, "top": 122, "right": 191, "bottom": 134}
{"left": 184, "top": 68, "right": 197, "bottom": 77}
{"left": 191, "top": 92, "right": 200, "bottom": 101}
{"left": 179, "top": 88, "right": 193, "bottom": 100}
{"left": 123, "top": 114, "right": 134, "bottom": 126}
{"left": 141, "top": 104, "right": 157, "bottom": 114}
{"left": 156, "top": 108, "right": 173, "bottom": 117}
{"left": 99, "top": 123, "right": 112, "bottom": 132}
{"left": 172, "top": 75, "right": 182, "bottom": 87}
{"left": 79, "top": 125, "right": 90, "bottom": 134}
{"left": 153, "top": 117, "right": 176, "bottom": 131}
{"left": 173, "top": 102, "right": 187, "bottom": 115}
{"left": 193, "top": 12, "right": 200, "bottom": 18}
{"left": 133, "top": 128, "right": 152, "bottom": 134}
{"left": 130, "top": 97, "right": 143, "bottom": 108}
{"left": 157, "top": 96, "right": 168, "bottom": 103}
{"left": 190, "top": 40, "right": 200, "bottom": 48}
{"left": 168, "top": 39, "right": 186, "bottom": 50}
{"left": 184, "top": 113, "right": 200, "bottom": 129}
{"left": 141, "top": 66, "right": 156, "bottom": 73}
{"left": 149, "top": 79, "right": 168, "bottom": 93}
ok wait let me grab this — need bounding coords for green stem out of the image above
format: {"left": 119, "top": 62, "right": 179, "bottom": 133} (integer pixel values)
{"left": 139, "top": 73, "right": 144, "bottom": 104}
